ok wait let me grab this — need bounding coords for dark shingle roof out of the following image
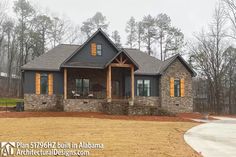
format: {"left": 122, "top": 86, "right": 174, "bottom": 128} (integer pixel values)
{"left": 21, "top": 44, "right": 80, "bottom": 71}
{"left": 21, "top": 44, "right": 195, "bottom": 76}
{"left": 124, "top": 48, "right": 164, "bottom": 75}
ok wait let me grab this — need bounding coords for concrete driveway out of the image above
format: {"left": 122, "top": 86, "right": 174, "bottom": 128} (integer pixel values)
{"left": 184, "top": 117, "right": 236, "bottom": 157}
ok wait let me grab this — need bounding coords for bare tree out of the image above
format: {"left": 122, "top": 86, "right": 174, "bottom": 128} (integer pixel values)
{"left": 65, "top": 24, "right": 82, "bottom": 44}
{"left": 190, "top": 4, "right": 228, "bottom": 113}
{"left": 223, "top": 0, "right": 236, "bottom": 39}
{"left": 50, "top": 17, "right": 67, "bottom": 47}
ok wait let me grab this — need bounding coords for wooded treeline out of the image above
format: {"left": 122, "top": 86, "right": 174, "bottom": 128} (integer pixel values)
{"left": 190, "top": 0, "right": 236, "bottom": 114}
{"left": 0, "top": 0, "right": 236, "bottom": 114}
{"left": 0, "top": 0, "right": 83, "bottom": 97}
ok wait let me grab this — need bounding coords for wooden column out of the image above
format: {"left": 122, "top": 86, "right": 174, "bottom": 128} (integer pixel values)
{"left": 131, "top": 65, "right": 134, "bottom": 100}
{"left": 106, "top": 65, "right": 112, "bottom": 102}
{"left": 64, "top": 68, "right": 67, "bottom": 100}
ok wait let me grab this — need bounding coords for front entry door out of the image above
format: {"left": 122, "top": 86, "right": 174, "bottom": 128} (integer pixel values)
{"left": 112, "top": 80, "right": 120, "bottom": 99}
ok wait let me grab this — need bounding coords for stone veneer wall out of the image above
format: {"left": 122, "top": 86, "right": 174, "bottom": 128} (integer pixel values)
{"left": 64, "top": 99, "right": 105, "bottom": 112}
{"left": 24, "top": 94, "right": 63, "bottom": 111}
{"left": 102, "top": 102, "right": 129, "bottom": 115}
{"left": 134, "top": 96, "right": 160, "bottom": 107}
{"left": 160, "top": 59, "right": 193, "bottom": 113}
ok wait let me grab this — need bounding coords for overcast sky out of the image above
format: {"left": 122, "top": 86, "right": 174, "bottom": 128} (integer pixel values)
{"left": 8, "top": 0, "right": 219, "bottom": 45}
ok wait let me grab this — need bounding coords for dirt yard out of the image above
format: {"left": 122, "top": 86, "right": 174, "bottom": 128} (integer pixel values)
{"left": 0, "top": 112, "right": 200, "bottom": 157}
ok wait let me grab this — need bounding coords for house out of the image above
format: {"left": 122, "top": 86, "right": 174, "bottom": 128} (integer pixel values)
{"left": 21, "top": 28, "right": 196, "bottom": 114}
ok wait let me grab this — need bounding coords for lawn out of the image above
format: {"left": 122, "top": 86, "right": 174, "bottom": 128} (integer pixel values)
{"left": 0, "top": 98, "right": 23, "bottom": 106}
{"left": 0, "top": 117, "right": 200, "bottom": 157}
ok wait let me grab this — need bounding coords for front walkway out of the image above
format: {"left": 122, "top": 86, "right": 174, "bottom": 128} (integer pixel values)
{"left": 184, "top": 116, "right": 236, "bottom": 157}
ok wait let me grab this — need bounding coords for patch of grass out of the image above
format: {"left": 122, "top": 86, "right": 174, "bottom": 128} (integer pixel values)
{"left": 0, "top": 117, "right": 200, "bottom": 157}
{"left": 0, "top": 98, "right": 23, "bottom": 106}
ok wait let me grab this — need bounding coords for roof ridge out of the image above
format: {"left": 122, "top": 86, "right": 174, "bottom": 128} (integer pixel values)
{"left": 164, "top": 53, "right": 180, "bottom": 61}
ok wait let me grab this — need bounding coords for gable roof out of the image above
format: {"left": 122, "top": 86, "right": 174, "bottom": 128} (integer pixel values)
{"left": 105, "top": 49, "right": 139, "bottom": 70}
{"left": 160, "top": 54, "right": 197, "bottom": 77}
{"left": 21, "top": 44, "right": 80, "bottom": 71}
{"left": 62, "top": 28, "right": 120, "bottom": 66}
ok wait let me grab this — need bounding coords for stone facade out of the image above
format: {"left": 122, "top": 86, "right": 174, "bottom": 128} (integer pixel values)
{"left": 24, "top": 94, "right": 63, "bottom": 111}
{"left": 64, "top": 99, "right": 104, "bottom": 112}
{"left": 160, "top": 59, "right": 193, "bottom": 113}
{"left": 134, "top": 96, "right": 160, "bottom": 107}
{"left": 102, "top": 101, "right": 129, "bottom": 115}
{"left": 24, "top": 58, "right": 193, "bottom": 114}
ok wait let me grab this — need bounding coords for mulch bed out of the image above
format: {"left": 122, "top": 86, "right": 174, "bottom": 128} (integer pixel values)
{"left": 0, "top": 111, "right": 211, "bottom": 122}
{"left": 0, "top": 107, "right": 16, "bottom": 111}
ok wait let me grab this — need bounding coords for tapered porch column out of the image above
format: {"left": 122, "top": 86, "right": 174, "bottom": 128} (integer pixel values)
{"left": 106, "top": 65, "right": 112, "bottom": 102}
{"left": 131, "top": 65, "right": 134, "bottom": 100}
{"left": 64, "top": 68, "right": 67, "bottom": 100}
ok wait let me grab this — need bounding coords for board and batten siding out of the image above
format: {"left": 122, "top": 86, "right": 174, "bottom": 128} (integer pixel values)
{"left": 23, "top": 70, "right": 64, "bottom": 95}
{"left": 65, "top": 32, "right": 118, "bottom": 67}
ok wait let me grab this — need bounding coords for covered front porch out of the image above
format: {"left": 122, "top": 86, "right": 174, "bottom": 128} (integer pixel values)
{"left": 63, "top": 52, "right": 136, "bottom": 102}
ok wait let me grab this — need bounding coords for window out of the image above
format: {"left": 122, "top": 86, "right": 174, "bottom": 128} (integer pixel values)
{"left": 91, "top": 43, "right": 102, "bottom": 56}
{"left": 170, "top": 78, "right": 184, "bottom": 97}
{"left": 174, "top": 79, "right": 180, "bottom": 97}
{"left": 35, "top": 73, "right": 53, "bottom": 95}
{"left": 137, "top": 79, "right": 151, "bottom": 96}
{"left": 144, "top": 80, "right": 151, "bottom": 96}
{"left": 97, "top": 44, "right": 102, "bottom": 56}
{"left": 40, "top": 73, "right": 48, "bottom": 94}
{"left": 76, "top": 79, "right": 90, "bottom": 96}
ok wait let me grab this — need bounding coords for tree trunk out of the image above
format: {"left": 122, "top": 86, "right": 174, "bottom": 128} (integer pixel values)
{"left": 160, "top": 32, "right": 163, "bottom": 61}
